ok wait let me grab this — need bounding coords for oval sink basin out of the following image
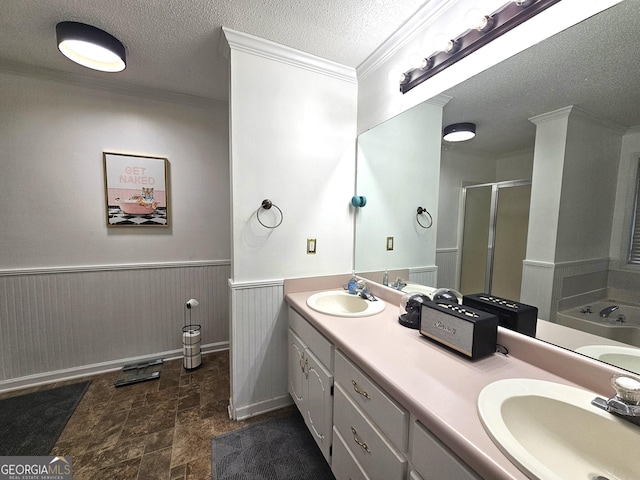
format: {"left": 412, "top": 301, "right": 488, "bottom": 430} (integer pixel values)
{"left": 575, "top": 344, "right": 640, "bottom": 375}
{"left": 478, "top": 378, "right": 640, "bottom": 480}
{"left": 306, "top": 290, "right": 385, "bottom": 317}
{"left": 401, "top": 283, "right": 437, "bottom": 297}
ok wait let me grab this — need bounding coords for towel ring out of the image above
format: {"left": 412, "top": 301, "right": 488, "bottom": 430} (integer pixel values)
{"left": 416, "top": 207, "right": 433, "bottom": 229}
{"left": 257, "top": 199, "right": 283, "bottom": 229}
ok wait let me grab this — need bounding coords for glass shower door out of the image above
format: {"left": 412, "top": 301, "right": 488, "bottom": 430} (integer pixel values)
{"left": 459, "top": 181, "right": 531, "bottom": 301}
{"left": 459, "top": 185, "right": 492, "bottom": 295}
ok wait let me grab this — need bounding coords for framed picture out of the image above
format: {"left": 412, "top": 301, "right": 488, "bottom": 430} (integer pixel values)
{"left": 103, "top": 152, "right": 170, "bottom": 227}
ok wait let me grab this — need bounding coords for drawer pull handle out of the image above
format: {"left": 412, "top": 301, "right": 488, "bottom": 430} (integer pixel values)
{"left": 299, "top": 354, "right": 306, "bottom": 373}
{"left": 352, "top": 380, "right": 370, "bottom": 399}
{"left": 351, "top": 427, "right": 371, "bottom": 453}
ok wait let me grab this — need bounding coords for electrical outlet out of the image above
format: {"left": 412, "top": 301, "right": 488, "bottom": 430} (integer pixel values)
{"left": 307, "top": 238, "right": 317, "bottom": 254}
{"left": 386, "top": 237, "right": 394, "bottom": 251}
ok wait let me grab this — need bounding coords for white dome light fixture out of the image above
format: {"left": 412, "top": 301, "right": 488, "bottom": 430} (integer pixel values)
{"left": 56, "top": 22, "right": 126, "bottom": 72}
{"left": 443, "top": 122, "right": 476, "bottom": 142}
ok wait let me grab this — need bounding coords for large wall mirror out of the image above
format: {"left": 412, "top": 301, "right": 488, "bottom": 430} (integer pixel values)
{"left": 355, "top": 0, "right": 640, "bottom": 374}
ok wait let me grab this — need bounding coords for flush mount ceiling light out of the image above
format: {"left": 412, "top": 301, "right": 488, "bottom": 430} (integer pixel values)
{"left": 56, "top": 21, "right": 126, "bottom": 72}
{"left": 443, "top": 123, "right": 476, "bottom": 142}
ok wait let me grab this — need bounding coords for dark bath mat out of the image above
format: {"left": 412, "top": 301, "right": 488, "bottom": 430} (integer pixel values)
{"left": 0, "top": 381, "right": 90, "bottom": 455}
{"left": 211, "top": 409, "right": 336, "bottom": 480}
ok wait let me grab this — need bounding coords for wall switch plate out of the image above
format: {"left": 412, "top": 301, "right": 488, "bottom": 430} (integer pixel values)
{"left": 386, "top": 237, "right": 394, "bottom": 251}
{"left": 307, "top": 238, "right": 317, "bottom": 254}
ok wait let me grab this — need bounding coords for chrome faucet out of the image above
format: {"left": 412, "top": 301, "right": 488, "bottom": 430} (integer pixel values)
{"left": 599, "top": 305, "right": 619, "bottom": 318}
{"left": 592, "top": 375, "right": 640, "bottom": 426}
{"left": 356, "top": 280, "right": 377, "bottom": 302}
{"left": 391, "top": 277, "right": 407, "bottom": 290}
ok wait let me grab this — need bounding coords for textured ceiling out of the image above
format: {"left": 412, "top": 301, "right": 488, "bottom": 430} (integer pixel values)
{"left": 441, "top": 0, "right": 640, "bottom": 156}
{"left": 0, "top": 0, "right": 428, "bottom": 102}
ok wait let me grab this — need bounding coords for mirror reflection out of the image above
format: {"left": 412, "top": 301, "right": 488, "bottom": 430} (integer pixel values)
{"left": 354, "top": 1, "right": 640, "bottom": 374}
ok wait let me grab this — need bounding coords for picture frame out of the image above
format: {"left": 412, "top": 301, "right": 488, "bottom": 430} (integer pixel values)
{"left": 103, "top": 152, "right": 170, "bottom": 227}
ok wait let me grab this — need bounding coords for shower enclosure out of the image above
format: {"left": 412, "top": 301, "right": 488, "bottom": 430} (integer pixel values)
{"left": 459, "top": 180, "right": 531, "bottom": 301}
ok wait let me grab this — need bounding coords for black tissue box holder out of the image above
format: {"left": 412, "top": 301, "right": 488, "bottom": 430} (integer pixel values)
{"left": 419, "top": 301, "right": 498, "bottom": 360}
{"left": 462, "top": 293, "right": 537, "bottom": 337}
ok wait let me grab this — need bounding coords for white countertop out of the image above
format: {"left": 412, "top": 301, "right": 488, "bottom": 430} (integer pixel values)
{"left": 285, "top": 285, "right": 620, "bottom": 480}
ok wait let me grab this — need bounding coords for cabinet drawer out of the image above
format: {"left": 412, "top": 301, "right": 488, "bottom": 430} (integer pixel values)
{"left": 334, "top": 383, "right": 406, "bottom": 480}
{"left": 410, "top": 420, "right": 480, "bottom": 480}
{"left": 289, "top": 307, "right": 334, "bottom": 370}
{"left": 331, "top": 426, "right": 371, "bottom": 480}
{"left": 335, "top": 350, "right": 409, "bottom": 451}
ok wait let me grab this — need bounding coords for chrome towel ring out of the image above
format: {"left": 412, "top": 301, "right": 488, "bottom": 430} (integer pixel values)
{"left": 257, "top": 199, "right": 283, "bottom": 229}
{"left": 416, "top": 206, "right": 433, "bottom": 229}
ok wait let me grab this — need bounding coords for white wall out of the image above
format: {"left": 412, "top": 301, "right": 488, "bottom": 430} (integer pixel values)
{"left": 355, "top": 100, "right": 442, "bottom": 273}
{"left": 522, "top": 106, "right": 623, "bottom": 320}
{"left": 556, "top": 109, "right": 622, "bottom": 262}
{"left": 224, "top": 29, "right": 358, "bottom": 419}
{"left": 496, "top": 149, "right": 534, "bottom": 182}
{"left": 437, "top": 148, "right": 497, "bottom": 249}
{"left": 610, "top": 128, "right": 640, "bottom": 264}
{"left": 227, "top": 34, "right": 357, "bottom": 283}
{"left": 0, "top": 69, "right": 231, "bottom": 386}
{"left": 0, "top": 72, "right": 230, "bottom": 268}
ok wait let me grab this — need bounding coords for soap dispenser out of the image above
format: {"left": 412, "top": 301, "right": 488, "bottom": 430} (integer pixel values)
{"left": 382, "top": 270, "right": 389, "bottom": 286}
{"left": 347, "top": 272, "right": 359, "bottom": 294}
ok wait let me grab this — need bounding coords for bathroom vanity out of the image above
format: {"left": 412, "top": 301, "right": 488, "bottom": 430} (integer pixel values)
{"left": 284, "top": 275, "right": 633, "bottom": 480}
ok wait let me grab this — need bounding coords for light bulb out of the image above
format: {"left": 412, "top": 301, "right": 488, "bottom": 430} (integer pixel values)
{"left": 387, "top": 69, "right": 408, "bottom": 84}
{"left": 58, "top": 39, "right": 125, "bottom": 72}
{"left": 432, "top": 33, "right": 451, "bottom": 53}
{"left": 408, "top": 53, "right": 430, "bottom": 70}
{"left": 433, "top": 34, "right": 459, "bottom": 54}
{"left": 465, "top": 8, "right": 493, "bottom": 31}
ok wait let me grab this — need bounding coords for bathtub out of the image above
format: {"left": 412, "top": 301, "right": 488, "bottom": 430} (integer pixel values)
{"left": 557, "top": 300, "right": 640, "bottom": 348}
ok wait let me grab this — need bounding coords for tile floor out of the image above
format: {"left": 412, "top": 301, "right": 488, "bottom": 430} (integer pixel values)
{"left": 1, "top": 351, "right": 292, "bottom": 480}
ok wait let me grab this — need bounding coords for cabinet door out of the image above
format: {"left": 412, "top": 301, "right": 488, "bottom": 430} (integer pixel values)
{"left": 305, "top": 349, "right": 334, "bottom": 463}
{"left": 411, "top": 420, "right": 480, "bottom": 480}
{"left": 288, "top": 329, "right": 306, "bottom": 410}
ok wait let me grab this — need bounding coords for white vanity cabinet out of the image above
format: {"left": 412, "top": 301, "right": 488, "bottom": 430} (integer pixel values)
{"left": 287, "top": 307, "right": 334, "bottom": 464}
{"left": 287, "top": 301, "right": 482, "bottom": 480}
{"left": 332, "top": 350, "right": 409, "bottom": 480}
{"left": 408, "top": 419, "right": 481, "bottom": 480}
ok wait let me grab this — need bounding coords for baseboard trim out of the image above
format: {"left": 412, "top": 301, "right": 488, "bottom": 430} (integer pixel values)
{"left": 0, "top": 341, "right": 229, "bottom": 393}
{"left": 229, "top": 394, "right": 293, "bottom": 421}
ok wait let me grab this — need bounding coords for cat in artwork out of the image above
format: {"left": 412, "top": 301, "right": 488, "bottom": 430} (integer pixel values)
{"left": 129, "top": 187, "right": 158, "bottom": 209}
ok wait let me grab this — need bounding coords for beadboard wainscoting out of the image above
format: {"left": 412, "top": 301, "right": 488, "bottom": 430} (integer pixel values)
{"left": 228, "top": 279, "right": 291, "bottom": 420}
{"left": 0, "top": 261, "right": 230, "bottom": 390}
{"left": 408, "top": 265, "right": 438, "bottom": 289}
{"left": 436, "top": 247, "right": 458, "bottom": 289}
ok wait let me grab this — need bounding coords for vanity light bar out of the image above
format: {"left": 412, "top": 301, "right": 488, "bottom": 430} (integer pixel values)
{"left": 399, "top": 0, "right": 562, "bottom": 94}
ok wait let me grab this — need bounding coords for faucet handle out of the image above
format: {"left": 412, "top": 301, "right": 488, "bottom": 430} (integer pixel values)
{"left": 611, "top": 375, "right": 640, "bottom": 405}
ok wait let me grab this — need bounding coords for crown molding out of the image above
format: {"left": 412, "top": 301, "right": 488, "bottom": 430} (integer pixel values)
{"left": 626, "top": 125, "right": 640, "bottom": 136}
{"left": 356, "top": 0, "right": 456, "bottom": 80}
{"left": 0, "top": 59, "right": 226, "bottom": 108}
{"left": 222, "top": 27, "right": 356, "bottom": 84}
{"left": 530, "top": 105, "right": 627, "bottom": 134}
{"left": 425, "top": 93, "right": 452, "bottom": 108}
{"left": 529, "top": 105, "right": 574, "bottom": 125}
